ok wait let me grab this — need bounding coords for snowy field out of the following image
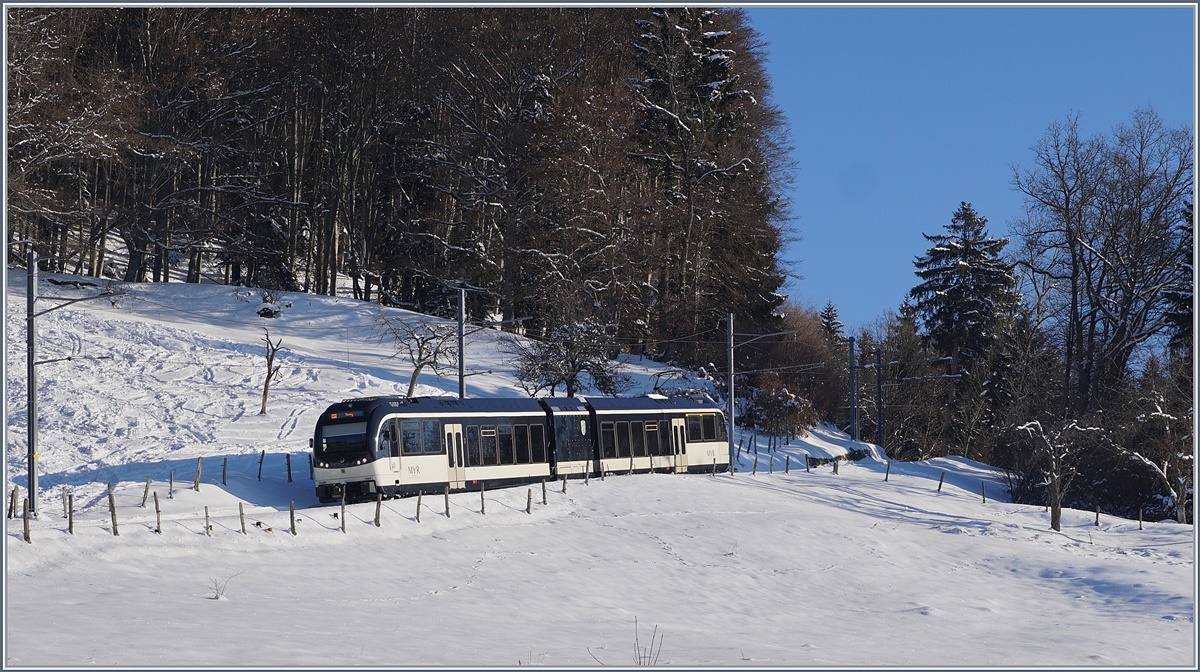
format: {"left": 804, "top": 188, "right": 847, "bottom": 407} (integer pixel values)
{"left": 3, "top": 270, "right": 1196, "bottom": 668}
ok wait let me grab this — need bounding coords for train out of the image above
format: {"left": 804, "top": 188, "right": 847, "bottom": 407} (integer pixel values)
{"left": 310, "top": 394, "right": 730, "bottom": 503}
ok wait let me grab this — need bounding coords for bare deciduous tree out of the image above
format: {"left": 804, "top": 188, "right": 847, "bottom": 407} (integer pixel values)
{"left": 260, "top": 329, "right": 283, "bottom": 414}
{"left": 375, "top": 310, "right": 458, "bottom": 398}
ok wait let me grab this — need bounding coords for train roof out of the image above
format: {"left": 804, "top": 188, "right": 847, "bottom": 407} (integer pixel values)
{"left": 538, "top": 396, "right": 589, "bottom": 414}
{"left": 321, "top": 396, "right": 545, "bottom": 417}
{"left": 582, "top": 394, "right": 723, "bottom": 413}
{"left": 319, "top": 395, "right": 723, "bottom": 421}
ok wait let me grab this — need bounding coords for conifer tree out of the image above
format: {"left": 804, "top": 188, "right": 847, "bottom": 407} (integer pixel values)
{"left": 819, "top": 300, "right": 845, "bottom": 345}
{"left": 909, "top": 202, "right": 1018, "bottom": 377}
{"left": 909, "top": 202, "right": 1018, "bottom": 455}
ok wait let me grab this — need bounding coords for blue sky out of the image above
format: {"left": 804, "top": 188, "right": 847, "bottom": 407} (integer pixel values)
{"left": 745, "top": 4, "right": 1195, "bottom": 331}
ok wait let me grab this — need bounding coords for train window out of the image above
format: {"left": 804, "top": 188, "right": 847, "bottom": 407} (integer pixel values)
{"left": 716, "top": 417, "right": 728, "bottom": 441}
{"left": 466, "top": 426, "right": 481, "bottom": 466}
{"left": 530, "top": 424, "right": 546, "bottom": 463}
{"left": 645, "top": 422, "right": 660, "bottom": 456}
{"left": 514, "top": 425, "right": 530, "bottom": 464}
{"left": 378, "top": 426, "right": 392, "bottom": 457}
{"left": 615, "top": 421, "right": 630, "bottom": 458}
{"left": 377, "top": 420, "right": 399, "bottom": 458}
{"left": 401, "top": 421, "right": 423, "bottom": 455}
{"left": 702, "top": 414, "right": 717, "bottom": 441}
{"left": 600, "top": 422, "right": 616, "bottom": 459}
{"left": 499, "top": 425, "right": 515, "bottom": 464}
{"left": 687, "top": 416, "right": 703, "bottom": 442}
{"left": 481, "top": 426, "right": 498, "bottom": 465}
{"left": 631, "top": 421, "right": 646, "bottom": 456}
{"left": 320, "top": 421, "right": 369, "bottom": 456}
{"left": 423, "top": 421, "right": 442, "bottom": 454}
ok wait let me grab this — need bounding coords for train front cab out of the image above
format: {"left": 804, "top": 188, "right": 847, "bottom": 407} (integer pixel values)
{"left": 313, "top": 397, "right": 393, "bottom": 503}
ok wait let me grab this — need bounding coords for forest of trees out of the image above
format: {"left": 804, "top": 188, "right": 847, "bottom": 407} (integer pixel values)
{"left": 6, "top": 6, "right": 792, "bottom": 371}
{"left": 6, "top": 8, "right": 1193, "bottom": 522}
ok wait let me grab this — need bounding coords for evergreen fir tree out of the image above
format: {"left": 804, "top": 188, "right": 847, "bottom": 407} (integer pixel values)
{"left": 909, "top": 202, "right": 1019, "bottom": 456}
{"left": 909, "top": 202, "right": 1019, "bottom": 375}
{"left": 819, "top": 300, "right": 845, "bottom": 345}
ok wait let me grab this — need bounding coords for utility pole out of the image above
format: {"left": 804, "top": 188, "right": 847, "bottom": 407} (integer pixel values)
{"left": 454, "top": 283, "right": 527, "bottom": 400}
{"left": 458, "top": 287, "right": 466, "bottom": 399}
{"left": 876, "top": 348, "right": 883, "bottom": 447}
{"left": 848, "top": 336, "right": 857, "bottom": 442}
{"left": 18, "top": 244, "right": 117, "bottom": 518}
{"left": 26, "top": 245, "right": 38, "bottom": 517}
{"left": 726, "top": 315, "right": 796, "bottom": 470}
{"left": 726, "top": 313, "right": 735, "bottom": 469}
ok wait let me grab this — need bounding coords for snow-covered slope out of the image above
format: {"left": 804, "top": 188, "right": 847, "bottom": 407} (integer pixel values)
{"left": 4, "top": 271, "right": 1195, "bottom": 667}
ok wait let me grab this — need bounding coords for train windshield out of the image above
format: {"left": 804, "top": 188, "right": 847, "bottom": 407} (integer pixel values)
{"left": 319, "top": 422, "right": 369, "bottom": 455}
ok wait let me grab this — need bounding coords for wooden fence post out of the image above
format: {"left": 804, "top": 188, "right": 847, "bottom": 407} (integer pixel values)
{"left": 937, "top": 472, "right": 945, "bottom": 492}
{"left": 585, "top": 467, "right": 590, "bottom": 485}
{"left": 286, "top": 454, "right": 292, "bottom": 483}
{"left": 768, "top": 456, "right": 773, "bottom": 475}
{"left": 258, "top": 450, "right": 266, "bottom": 481}
{"left": 291, "top": 500, "right": 298, "bottom": 536}
{"left": 205, "top": 506, "right": 211, "bottom": 536}
{"left": 542, "top": 480, "right": 547, "bottom": 505}
{"left": 141, "top": 477, "right": 151, "bottom": 507}
{"left": 8, "top": 486, "right": 17, "bottom": 519}
{"left": 480, "top": 483, "right": 486, "bottom": 515}
{"left": 308, "top": 453, "right": 314, "bottom": 480}
{"left": 1139, "top": 507, "right": 1143, "bottom": 530}
{"left": 786, "top": 456, "right": 790, "bottom": 474}
{"left": 417, "top": 491, "right": 423, "bottom": 523}
{"left": 752, "top": 455, "right": 758, "bottom": 476}
{"left": 108, "top": 489, "right": 119, "bottom": 537}
{"left": 1095, "top": 505, "right": 1100, "bottom": 527}
{"left": 222, "top": 458, "right": 228, "bottom": 486}
{"left": 562, "top": 474, "right": 568, "bottom": 494}
{"left": 375, "top": 492, "right": 382, "bottom": 527}
{"left": 833, "top": 459, "right": 839, "bottom": 475}
{"left": 62, "top": 486, "right": 68, "bottom": 518}
{"left": 193, "top": 457, "right": 203, "bottom": 492}
{"left": 339, "top": 492, "right": 345, "bottom": 533}
{"left": 884, "top": 462, "right": 891, "bottom": 482}
{"left": 68, "top": 493, "right": 75, "bottom": 535}
{"left": 23, "top": 498, "right": 31, "bottom": 544}
{"left": 169, "top": 471, "right": 174, "bottom": 499}
{"left": 239, "top": 502, "right": 246, "bottom": 535}
{"left": 153, "top": 492, "right": 160, "bottom": 534}
{"left": 444, "top": 485, "right": 451, "bottom": 518}
{"left": 981, "top": 482, "right": 987, "bottom": 503}
{"left": 526, "top": 488, "right": 532, "bottom": 514}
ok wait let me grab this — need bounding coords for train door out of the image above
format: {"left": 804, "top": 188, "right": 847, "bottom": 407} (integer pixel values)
{"left": 446, "top": 423, "right": 466, "bottom": 490}
{"left": 378, "top": 419, "right": 400, "bottom": 474}
{"left": 387, "top": 419, "right": 401, "bottom": 473}
{"left": 671, "top": 417, "right": 688, "bottom": 473}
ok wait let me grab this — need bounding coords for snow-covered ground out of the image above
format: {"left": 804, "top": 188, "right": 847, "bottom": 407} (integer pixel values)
{"left": 4, "top": 270, "right": 1196, "bottom": 668}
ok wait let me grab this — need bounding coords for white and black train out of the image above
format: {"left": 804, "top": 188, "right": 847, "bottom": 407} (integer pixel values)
{"left": 311, "top": 394, "right": 730, "bottom": 503}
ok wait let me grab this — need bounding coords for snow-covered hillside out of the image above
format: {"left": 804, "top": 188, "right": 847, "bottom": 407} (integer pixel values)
{"left": 4, "top": 271, "right": 1195, "bottom": 667}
